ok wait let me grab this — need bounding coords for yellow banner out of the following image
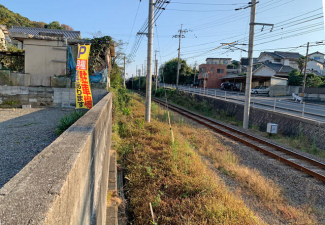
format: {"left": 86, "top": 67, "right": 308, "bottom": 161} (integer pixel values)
{"left": 75, "top": 44, "right": 93, "bottom": 109}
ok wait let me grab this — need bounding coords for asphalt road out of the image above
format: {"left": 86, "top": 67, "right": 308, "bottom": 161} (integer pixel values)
{"left": 160, "top": 84, "right": 325, "bottom": 123}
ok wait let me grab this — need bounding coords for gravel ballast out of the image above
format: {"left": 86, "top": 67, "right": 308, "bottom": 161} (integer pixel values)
{"left": 0, "top": 108, "right": 71, "bottom": 188}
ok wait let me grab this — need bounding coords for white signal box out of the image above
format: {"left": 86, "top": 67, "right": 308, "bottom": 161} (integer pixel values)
{"left": 267, "top": 123, "right": 278, "bottom": 134}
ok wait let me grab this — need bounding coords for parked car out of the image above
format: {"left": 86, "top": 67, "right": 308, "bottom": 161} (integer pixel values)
{"left": 221, "top": 82, "right": 239, "bottom": 91}
{"left": 251, "top": 85, "right": 270, "bottom": 94}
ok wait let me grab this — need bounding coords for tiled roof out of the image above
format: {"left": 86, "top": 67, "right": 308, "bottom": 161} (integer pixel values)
{"left": 309, "top": 51, "right": 325, "bottom": 56}
{"left": 310, "top": 58, "right": 325, "bottom": 65}
{"left": 264, "top": 52, "right": 283, "bottom": 59}
{"left": 9, "top": 26, "right": 81, "bottom": 39}
{"left": 274, "top": 51, "right": 302, "bottom": 59}
{"left": 262, "top": 51, "right": 302, "bottom": 59}
{"left": 264, "top": 62, "right": 294, "bottom": 73}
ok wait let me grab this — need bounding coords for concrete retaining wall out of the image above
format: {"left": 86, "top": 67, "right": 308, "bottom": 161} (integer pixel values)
{"left": 182, "top": 92, "right": 325, "bottom": 149}
{"left": 269, "top": 85, "right": 301, "bottom": 97}
{"left": 0, "top": 93, "right": 113, "bottom": 224}
{"left": 304, "top": 93, "right": 325, "bottom": 102}
{"left": 0, "top": 86, "right": 108, "bottom": 107}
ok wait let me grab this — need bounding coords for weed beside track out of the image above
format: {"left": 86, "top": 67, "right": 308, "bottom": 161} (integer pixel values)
{"left": 112, "top": 89, "right": 264, "bottom": 224}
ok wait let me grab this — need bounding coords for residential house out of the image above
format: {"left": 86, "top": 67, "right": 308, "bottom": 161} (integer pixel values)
{"left": 9, "top": 26, "right": 81, "bottom": 86}
{"left": 307, "top": 51, "right": 325, "bottom": 76}
{"left": 198, "top": 58, "right": 227, "bottom": 88}
{"left": 221, "top": 52, "right": 300, "bottom": 91}
{"left": 256, "top": 51, "right": 301, "bottom": 71}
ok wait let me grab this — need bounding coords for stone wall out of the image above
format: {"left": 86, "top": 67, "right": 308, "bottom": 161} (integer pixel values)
{"left": 0, "top": 86, "right": 108, "bottom": 107}
{"left": 183, "top": 92, "right": 325, "bottom": 149}
{"left": 0, "top": 93, "right": 113, "bottom": 224}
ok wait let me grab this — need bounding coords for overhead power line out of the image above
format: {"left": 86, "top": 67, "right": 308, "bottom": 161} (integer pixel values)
{"left": 128, "top": 0, "right": 170, "bottom": 62}
{"left": 169, "top": 2, "right": 248, "bottom": 6}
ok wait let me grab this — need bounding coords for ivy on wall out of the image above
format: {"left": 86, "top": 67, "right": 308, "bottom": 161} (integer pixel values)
{"left": 89, "top": 36, "right": 113, "bottom": 73}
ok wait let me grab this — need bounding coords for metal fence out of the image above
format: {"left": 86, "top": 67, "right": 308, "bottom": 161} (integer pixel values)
{"left": 159, "top": 83, "right": 325, "bottom": 123}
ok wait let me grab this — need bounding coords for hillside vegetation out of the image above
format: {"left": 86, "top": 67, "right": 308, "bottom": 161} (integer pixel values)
{"left": 0, "top": 4, "right": 73, "bottom": 30}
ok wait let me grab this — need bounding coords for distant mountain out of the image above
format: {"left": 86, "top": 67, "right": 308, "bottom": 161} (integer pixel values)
{"left": 0, "top": 4, "right": 73, "bottom": 30}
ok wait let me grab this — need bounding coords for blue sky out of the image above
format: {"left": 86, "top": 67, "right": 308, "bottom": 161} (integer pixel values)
{"left": 2, "top": 0, "right": 325, "bottom": 78}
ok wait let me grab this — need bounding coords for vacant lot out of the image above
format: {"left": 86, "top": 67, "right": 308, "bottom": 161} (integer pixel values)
{"left": 0, "top": 108, "right": 70, "bottom": 188}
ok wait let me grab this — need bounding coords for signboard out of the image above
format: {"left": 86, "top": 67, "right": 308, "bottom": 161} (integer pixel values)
{"left": 75, "top": 45, "right": 93, "bottom": 109}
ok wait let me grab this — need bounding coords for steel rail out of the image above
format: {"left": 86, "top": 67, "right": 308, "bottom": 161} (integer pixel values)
{"left": 144, "top": 94, "right": 325, "bottom": 182}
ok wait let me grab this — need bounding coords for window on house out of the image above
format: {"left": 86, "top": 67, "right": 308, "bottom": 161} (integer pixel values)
{"left": 274, "top": 59, "right": 281, "bottom": 62}
{"left": 211, "top": 67, "right": 214, "bottom": 73}
{"left": 314, "top": 57, "right": 321, "bottom": 61}
{"left": 217, "top": 69, "right": 224, "bottom": 73}
{"left": 223, "top": 60, "right": 228, "bottom": 64}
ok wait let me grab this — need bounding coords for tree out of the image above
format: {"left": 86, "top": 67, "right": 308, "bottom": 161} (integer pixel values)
{"left": 45, "top": 21, "right": 63, "bottom": 30}
{"left": 288, "top": 69, "right": 303, "bottom": 86}
{"left": 110, "top": 63, "right": 123, "bottom": 88}
{"left": 0, "top": 4, "right": 31, "bottom": 27}
{"left": 61, "top": 24, "right": 74, "bottom": 31}
{"left": 296, "top": 56, "right": 307, "bottom": 74}
{"left": 162, "top": 58, "right": 193, "bottom": 84}
{"left": 30, "top": 21, "right": 46, "bottom": 28}
{"left": 306, "top": 73, "right": 323, "bottom": 87}
{"left": 288, "top": 69, "right": 325, "bottom": 87}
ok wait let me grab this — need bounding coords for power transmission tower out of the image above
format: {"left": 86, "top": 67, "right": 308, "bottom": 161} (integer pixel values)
{"left": 155, "top": 50, "right": 159, "bottom": 92}
{"left": 241, "top": 0, "right": 274, "bottom": 129}
{"left": 302, "top": 42, "right": 310, "bottom": 97}
{"left": 123, "top": 56, "right": 126, "bottom": 88}
{"left": 173, "top": 24, "right": 190, "bottom": 90}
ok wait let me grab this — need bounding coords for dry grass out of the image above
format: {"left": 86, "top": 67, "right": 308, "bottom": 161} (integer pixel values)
{"left": 172, "top": 124, "right": 317, "bottom": 225}
{"left": 112, "top": 91, "right": 266, "bottom": 225}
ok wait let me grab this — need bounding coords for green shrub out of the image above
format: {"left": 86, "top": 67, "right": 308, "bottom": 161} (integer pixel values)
{"left": 155, "top": 88, "right": 165, "bottom": 98}
{"left": 55, "top": 110, "right": 86, "bottom": 135}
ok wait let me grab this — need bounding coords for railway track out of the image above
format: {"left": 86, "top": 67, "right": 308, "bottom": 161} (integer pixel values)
{"left": 143, "top": 94, "right": 325, "bottom": 182}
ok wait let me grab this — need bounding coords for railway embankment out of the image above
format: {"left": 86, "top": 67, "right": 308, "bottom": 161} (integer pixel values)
{"left": 159, "top": 89, "right": 325, "bottom": 151}
{"left": 112, "top": 88, "right": 320, "bottom": 224}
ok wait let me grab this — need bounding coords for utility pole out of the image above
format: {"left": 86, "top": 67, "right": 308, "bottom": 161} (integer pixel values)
{"left": 140, "top": 64, "right": 143, "bottom": 90}
{"left": 173, "top": 25, "right": 190, "bottom": 90}
{"left": 176, "top": 24, "right": 182, "bottom": 91}
{"left": 135, "top": 65, "right": 138, "bottom": 90}
{"left": 235, "top": 2, "right": 273, "bottom": 129}
{"left": 193, "top": 61, "right": 197, "bottom": 84}
{"left": 145, "top": 0, "right": 154, "bottom": 122}
{"left": 155, "top": 50, "right": 159, "bottom": 92}
{"left": 123, "top": 56, "right": 126, "bottom": 88}
{"left": 302, "top": 42, "right": 310, "bottom": 97}
{"left": 243, "top": 0, "right": 257, "bottom": 129}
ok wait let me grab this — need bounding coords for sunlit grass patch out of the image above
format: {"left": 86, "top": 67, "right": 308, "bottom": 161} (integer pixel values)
{"left": 112, "top": 89, "right": 265, "bottom": 225}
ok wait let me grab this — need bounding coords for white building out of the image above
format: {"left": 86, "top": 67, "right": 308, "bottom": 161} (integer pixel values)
{"left": 307, "top": 51, "right": 325, "bottom": 75}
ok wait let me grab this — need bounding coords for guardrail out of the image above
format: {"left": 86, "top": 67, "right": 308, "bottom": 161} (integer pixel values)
{"left": 159, "top": 83, "right": 325, "bottom": 123}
